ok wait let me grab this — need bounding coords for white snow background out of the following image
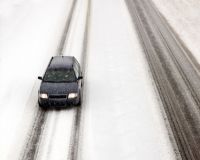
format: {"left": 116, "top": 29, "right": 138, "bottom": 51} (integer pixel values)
{"left": 0, "top": 0, "right": 74, "bottom": 159}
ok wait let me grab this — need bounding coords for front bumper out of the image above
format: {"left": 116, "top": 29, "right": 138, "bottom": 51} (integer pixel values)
{"left": 38, "top": 97, "right": 79, "bottom": 107}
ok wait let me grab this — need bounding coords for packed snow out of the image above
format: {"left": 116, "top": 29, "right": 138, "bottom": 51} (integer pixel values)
{"left": 152, "top": 0, "right": 200, "bottom": 65}
{"left": 80, "top": 0, "right": 176, "bottom": 159}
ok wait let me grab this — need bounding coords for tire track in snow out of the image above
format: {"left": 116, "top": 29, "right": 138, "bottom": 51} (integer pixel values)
{"left": 125, "top": 0, "right": 200, "bottom": 159}
{"left": 67, "top": 107, "right": 82, "bottom": 160}
{"left": 34, "top": 110, "right": 70, "bottom": 160}
{"left": 19, "top": 0, "right": 78, "bottom": 159}
{"left": 57, "top": 0, "right": 78, "bottom": 56}
{"left": 19, "top": 108, "right": 48, "bottom": 160}
{"left": 67, "top": 0, "right": 91, "bottom": 159}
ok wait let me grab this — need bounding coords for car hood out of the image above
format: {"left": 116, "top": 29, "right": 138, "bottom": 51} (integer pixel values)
{"left": 40, "top": 82, "right": 78, "bottom": 94}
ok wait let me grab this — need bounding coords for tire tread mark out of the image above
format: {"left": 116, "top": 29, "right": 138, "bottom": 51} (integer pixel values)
{"left": 19, "top": 108, "right": 48, "bottom": 160}
{"left": 67, "top": 0, "right": 91, "bottom": 159}
{"left": 19, "top": 0, "right": 79, "bottom": 159}
{"left": 58, "top": 0, "right": 78, "bottom": 55}
{"left": 141, "top": 0, "right": 200, "bottom": 157}
{"left": 125, "top": 0, "right": 200, "bottom": 159}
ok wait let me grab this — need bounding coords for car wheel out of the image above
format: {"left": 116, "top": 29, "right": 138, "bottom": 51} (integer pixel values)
{"left": 75, "top": 93, "right": 82, "bottom": 106}
{"left": 38, "top": 102, "right": 48, "bottom": 110}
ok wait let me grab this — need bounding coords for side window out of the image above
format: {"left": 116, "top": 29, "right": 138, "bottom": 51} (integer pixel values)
{"left": 73, "top": 63, "right": 79, "bottom": 78}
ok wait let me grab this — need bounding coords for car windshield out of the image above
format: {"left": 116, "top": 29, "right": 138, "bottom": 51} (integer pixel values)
{"left": 43, "top": 69, "right": 76, "bottom": 82}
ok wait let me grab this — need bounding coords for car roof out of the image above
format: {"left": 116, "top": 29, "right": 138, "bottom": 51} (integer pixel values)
{"left": 48, "top": 56, "right": 74, "bottom": 69}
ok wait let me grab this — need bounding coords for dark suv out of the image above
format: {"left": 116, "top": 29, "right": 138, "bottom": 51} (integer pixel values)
{"left": 38, "top": 56, "right": 83, "bottom": 108}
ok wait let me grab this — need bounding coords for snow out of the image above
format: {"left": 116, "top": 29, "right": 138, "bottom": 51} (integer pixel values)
{"left": 151, "top": 0, "right": 200, "bottom": 65}
{"left": 0, "top": 0, "right": 177, "bottom": 159}
{"left": 63, "top": 0, "right": 89, "bottom": 62}
{"left": 36, "top": 110, "right": 75, "bottom": 160}
{"left": 0, "top": 0, "right": 73, "bottom": 159}
{"left": 36, "top": 0, "right": 89, "bottom": 159}
{"left": 80, "top": 0, "right": 176, "bottom": 159}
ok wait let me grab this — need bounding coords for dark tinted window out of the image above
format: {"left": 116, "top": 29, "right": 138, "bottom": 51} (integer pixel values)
{"left": 43, "top": 69, "right": 76, "bottom": 82}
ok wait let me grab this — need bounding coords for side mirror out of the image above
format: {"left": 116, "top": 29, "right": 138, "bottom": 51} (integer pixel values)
{"left": 38, "top": 76, "right": 43, "bottom": 80}
{"left": 77, "top": 76, "right": 83, "bottom": 80}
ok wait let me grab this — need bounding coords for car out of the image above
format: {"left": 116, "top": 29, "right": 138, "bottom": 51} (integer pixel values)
{"left": 38, "top": 56, "right": 83, "bottom": 109}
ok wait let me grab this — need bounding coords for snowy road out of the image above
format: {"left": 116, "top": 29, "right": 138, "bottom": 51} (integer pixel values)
{"left": 19, "top": 0, "right": 90, "bottom": 159}
{"left": 1, "top": 0, "right": 200, "bottom": 159}
{"left": 126, "top": 0, "right": 200, "bottom": 159}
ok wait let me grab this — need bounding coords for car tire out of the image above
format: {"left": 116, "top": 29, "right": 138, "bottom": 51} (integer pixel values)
{"left": 38, "top": 102, "right": 48, "bottom": 110}
{"left": 75, "top": 93, "right": 82, "bottom": 106}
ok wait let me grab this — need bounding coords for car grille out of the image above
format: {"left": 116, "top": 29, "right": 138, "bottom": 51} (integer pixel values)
{"left": 49, "top": 94, "right": 67, "bottom": 99}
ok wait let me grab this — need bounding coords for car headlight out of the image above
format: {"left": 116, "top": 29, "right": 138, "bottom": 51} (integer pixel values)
{"left": 39, "top": 93, "right": 48, "bottom": 99}
{"left": 68, "top": 93, "right": 78, "bottom": 99}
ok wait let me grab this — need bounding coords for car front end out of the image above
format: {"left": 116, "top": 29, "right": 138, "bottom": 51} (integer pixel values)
{"left": 38, "top": 92, "right": 80, "bottom": 107}
{"left": 38, "top": 82, "right": 80, "bottom": 108}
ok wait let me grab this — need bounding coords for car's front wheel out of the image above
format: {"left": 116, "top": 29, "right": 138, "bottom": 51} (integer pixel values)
{"left": 75, "top": 92, "right": 82, "bottom": 106}
{"left": 38, "top": 101, "right": 48, "bottom": 110}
